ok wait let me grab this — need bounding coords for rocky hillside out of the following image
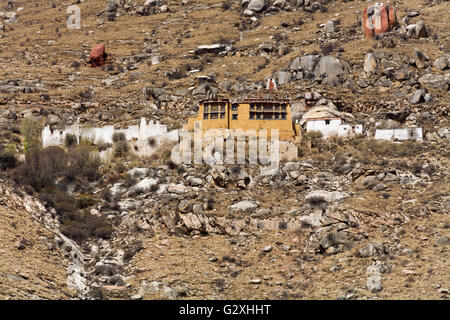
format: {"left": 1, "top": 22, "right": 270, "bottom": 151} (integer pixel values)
{"left": 0, "top": 0, "right": 448, "bottom": 300}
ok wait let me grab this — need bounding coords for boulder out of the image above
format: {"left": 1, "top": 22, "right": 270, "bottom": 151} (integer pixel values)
{"left": 410, "top": 89, "right": 424, "bottom": 104}
{"left": 228, "top": 200, "right": 258, "bottom": 213}
{"left": 415, "top": 20, "right": 428, "bottom": 38}
{"left": 314, "top": 56, "right": 348, "bottom": 84}
{"left": 434, "top": 56, "right": 449, "bottom": 70}
{"left": 366, "top": 274, "right": 383, "bottom": 293}
{"left": 247, "top": 0, "right": 266, "bottom": 13}
{"left": 305, "top": 190, "right": 347, "bottom": 203}
{"left": 324, "top": 20, "right": 335, "bottom": 35}
{"left": 364, "top": 52, "right": 378, "bottom": 74}
{"left": 419, "top": 74, "right": 448, "bottom": 91}
{"left": 289, "top": 55, "right": 319, "bottom": 74}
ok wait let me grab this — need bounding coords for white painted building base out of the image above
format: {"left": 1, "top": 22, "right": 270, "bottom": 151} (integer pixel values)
{"left": 306, "top": 118, "right": 363, "bottom": 139}
{"left": 42, "top": 117, "right": 179, "bottom": 157}
{"left": 374, "top": 127, "right": 423, "bottom": 141}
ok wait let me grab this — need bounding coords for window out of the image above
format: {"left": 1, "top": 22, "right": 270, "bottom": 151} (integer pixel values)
{"left": 274, "top": 113, "right": 279, "bottom": 120}
{"left": 256, "top": 113, "right": 262, "bottom": 120}
{"left": 263, "top": 113, "right": 273, "bottom": 120}
{"left": 232, "top": 114, "right": 238, "bottom": 120}
{"left": 281, "top": 104, "right": 287, "bottom": 111}
{"left": 203, "top": 113, "right": 208, "bottom": 119}
{"left": 250, "top": 104, "right": 255, "bottom": 110}
{"left": 325, "top": 120, "right": 330, "bottom": 125}
{"left": 210, "top": 113, "right": 218, "bottom": 119}
{"left": 220, "top": 112, "right": 225, "bottom": 119}
{"left": 211, "top": 104, "right": 218, "bottom": 112}
{"left": 220, "top": 104, "right": 225, "bottom": 111}
{"left": 203, "top": 104, "right": 209, "bottom": 112}
{"left": 249, "top": 112, "right": 255, "bottom": 120}
{"left": 264, "top": 104, "right": 273, "bottom": 111}
{"left": 231, "top": 104, "right": 239, "bottom": 111}
{"left": 280, "top": 113, "right": 286, "bottom": 120}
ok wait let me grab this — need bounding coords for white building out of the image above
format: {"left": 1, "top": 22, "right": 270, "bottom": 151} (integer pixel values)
{"left": 306, "top": 117, "right": 363, "bottom": 139}
{"left": 374, "top": 127, "right": 423, "bottom": 141}
{"left": 42, "top": 117, "right": 179, "bottom": 157}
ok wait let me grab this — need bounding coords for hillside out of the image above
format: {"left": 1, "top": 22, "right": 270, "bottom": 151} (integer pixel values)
{"left": 0, "top": 0, "right": 448, "bottom": 300}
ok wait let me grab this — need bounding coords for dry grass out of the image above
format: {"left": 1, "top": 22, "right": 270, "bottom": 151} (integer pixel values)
{"left": 0, "top": 206, "right": 69, "bottom": 299}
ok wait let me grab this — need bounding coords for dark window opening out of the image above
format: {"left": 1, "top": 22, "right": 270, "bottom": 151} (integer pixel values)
{"left": 210, "top": 113, "right": 218, "bottom": 119}
{"left": 203, "top": 113, "right": 208, "bottom": 119}
{"left": 220, "top": 112, "right": 225, "bottom": 119}
{"left": 231, "top": 104, "right": 239, "bottom": 111}
{"left": 325, "top": 119, "right": 330, "bottom": 125}
{"left": 263, "top": 113, "right": 273, "bottom": 120}
{"left": 232, "top": 114, "right": 238, "bottom": 120}
{"left": 280, "top": 113, "right": 287, "bottom": 120}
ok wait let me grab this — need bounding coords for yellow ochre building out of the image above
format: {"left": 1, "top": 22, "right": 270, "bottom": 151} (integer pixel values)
{"left": 184, "top": 98, "right": 301, "bottom": 141}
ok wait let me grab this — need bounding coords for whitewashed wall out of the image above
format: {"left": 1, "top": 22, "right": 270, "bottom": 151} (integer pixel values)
{"left": 306, "top": 118, "right": 342, "bottom": 138}
{"left": 306, "top": 119, "right": 363, "bottom": 139}
{"left": 375, "top": 127, "right": 423, "bottom": 141}
{"left": 42, "top": 118, "right": 179, "bottom": 157}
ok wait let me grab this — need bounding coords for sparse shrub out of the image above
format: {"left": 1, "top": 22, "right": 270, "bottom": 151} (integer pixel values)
{"left": 149, "top": 184, "right": 159, "bottom": 192}
{"left": 14, "top": 146, "right": 67, "bottom": 191}
{"left": 320, "top": 44, "right": 335, "bottom": 55}
{"left": 221, "top": 2, "right": 231, "bottom": 10}
{"left": 66, "top": 144, "right": 101, "bottom": 181}
{"left": 20, "top": 116, "right": 40, "bottom": 155}
{"left": 230, "top": 165, "right": 241, "bottom": 175}
{"left": 123, "top": 241, "right": 143, "bottom": 263}
{"left": 177, "top": 166, "right": 185, "bottom": 175}
{"left": 98, "top": 142, "right": 112, "bottom": 152}
{"left": 304, "top": 131, "right": 325, "bottom": 151}
{"left": 424, "top": 164, "right": 436, "bottom": 176}
{"left": 206, "top": 197, "right": 214, "bottom": 210}
{"left": 0, "top": 144, "right": 17, "bottom": 170}
{"left": 78, "top": 89, "right": 92, "bottom": 101}
{"left": 101, "top": 188, "right": 112, "bottom": 202}
{"left": 112, "top": 132, "right": 126, "bottom": 143}
{"left": 123, "top": 173, "right": 137, "bottom": 187}
{"left": 306, "top": 195, "right": 326, "bottom": 206}
{"left": 148, "top": 137, "right": 156, "bottom": 147}
{"left": 76, "top": 195, "right": 97, "bottom": 209}
{"left": 61, "top": 222, "right": 89, "bottom": 243}
{"left": 114, "top": 141, "right": 129, "bottom": 158}
{"left": 61, "top": 211, "right": 113, "bottom": 244}
{"left": 65, "top": 134, "right": 78, "bottom": 147}
{"left": 167, "top": 159, "right": 177, "bottom": 170}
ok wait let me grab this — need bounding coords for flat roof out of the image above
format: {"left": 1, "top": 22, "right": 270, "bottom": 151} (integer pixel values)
{"left": 244, "top": 98, "right": 290, "bottom": 103}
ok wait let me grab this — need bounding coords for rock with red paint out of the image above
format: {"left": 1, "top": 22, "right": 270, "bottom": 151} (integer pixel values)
{"left": 362, "top": 3, "right": 397, "bottom": 39}
{"left": 88, "top": 44, "right": 107, "bottom": 67}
